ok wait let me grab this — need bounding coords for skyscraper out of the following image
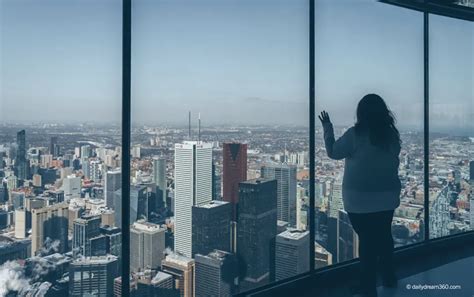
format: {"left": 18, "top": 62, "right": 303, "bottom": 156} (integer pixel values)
{"left": 470, "top": 198, "right": 474, "bottom": 230}
{"left": 192, "top": 200, "right": 232, "bottom": 257}
{"left": 100, "top": 225, "right": 122, "bottom": 257}
{"left": 237, "top": 178, "right": 277, "bottom": 291}
{"left": 113, "top": 187, "right": 148, "bottom": 226}
{"left": 222, "top": 142, "right": 247, "bottom": 220}
{"left": 15, "top": 130, "right": 28, "bottom": 180}
{"left": 153, "top": 157, "right": 167, "bottom": 208}
{"left": 430, "top": 186, "right": 451, "bottom": 238}
{"left": 212, "top": 163, "right": 222, "bottom": 201}
{"left": 31, "top": 202, "right": 69, "bottom": 256}
{"left": 73, "top": 214, "right": 103, "bottom": 257}
{"left": 261, "top": 163, "right": 297, "bottom": 226}
{"left": 470, "top": 161, "right": 474, "bottom": 230}
{"left": 130, "top": 220, "right": 165, "bottom": 272}
{"left": 69, "top": 255, "right": 119, "bottom": 297}
{"left": 131, "top": 185, "right": 148, "bottom": 223}
{"left": 40, "top": 154, "right": 53, "bottom": 168}
{"left": 174, "top": 141, "right": 212, "bottom": 257}
{"left": 63, "top": 175, "right": 81, "bottom": 200}
{"left": 195, "top": 250, "right": 238, "bottom": 297}
{"left": 161, "top": 253, "right": 195, "bottom": 297}
{"left": 50, "top": 136, "right": 60, "bottom": 157}
{"left": 329, "top": 180, "right": 343, "bottom": 219}
{"left": 314, "top": 241, "right": 333, "bottom": 269}
{"left": 275, "top": 229, "right": 310, "bottom": 281}
{"left": 80, "top": 145, "right": 91, "bottom": 159}
{"left": 337, "top": 209, "right": 359, "bottom": 262}
{"left": 14, "top": 208, "right": 27, "bottom": 239}
{"left": 89, "top": 160, "right": 102, "bottom": 182}
{"left": 151, "top": 271, "right": 176, "bottom": 297}
{"left": 105, "top": 170, "right": 121, "bottom": 209}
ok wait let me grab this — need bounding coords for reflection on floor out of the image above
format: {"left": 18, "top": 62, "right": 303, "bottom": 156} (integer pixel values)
{"left": 377, "top": 256, "right": 474, "bottom": 297}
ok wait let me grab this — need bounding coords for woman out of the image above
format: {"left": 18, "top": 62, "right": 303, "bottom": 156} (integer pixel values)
{"left": 319, "top": 94, "right": 401, "bottom": 297}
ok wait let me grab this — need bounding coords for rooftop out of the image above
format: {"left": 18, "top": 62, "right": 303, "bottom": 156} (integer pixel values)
{"left": 195, "top": 200, "right": 229, "bottom": 209}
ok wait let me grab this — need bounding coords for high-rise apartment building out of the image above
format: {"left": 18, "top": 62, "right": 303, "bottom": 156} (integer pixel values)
{"left": 174, "top": 141, "right": 212, "bottom": 257}
{"left": 89, "top": 160, "right": 102, "bottom": 181}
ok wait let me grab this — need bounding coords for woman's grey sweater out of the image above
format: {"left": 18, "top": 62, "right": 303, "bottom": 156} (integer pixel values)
{"left": 322, "top": 122, "right": 401, "bottom": 214}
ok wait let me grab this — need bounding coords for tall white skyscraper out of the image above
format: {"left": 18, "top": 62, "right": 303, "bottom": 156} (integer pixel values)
{"left": 174, "top": 141, "right": 212, "bottom": 257}
{"left": 261, "top": 163, "right": 297, "bottom": 226}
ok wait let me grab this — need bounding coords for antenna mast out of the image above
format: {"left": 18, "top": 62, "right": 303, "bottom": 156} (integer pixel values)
{"left": 198, "top": 112, "right": 201, "bottom": 143}
{"left": 188, "top": 111, "right": 191, "bottom": 140}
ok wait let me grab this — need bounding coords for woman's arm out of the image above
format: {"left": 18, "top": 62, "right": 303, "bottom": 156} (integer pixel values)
{"left": 319, "top": 111, "right": 354, "bottom": 160}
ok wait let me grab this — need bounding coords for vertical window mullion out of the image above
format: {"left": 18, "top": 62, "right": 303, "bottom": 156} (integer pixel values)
{"left": 309, "top": 0, "right": 316, "bottom": 272}
{"left": 121, "top": 0, "right": 132, "bottom": 294}
{"left": 423, "top": 11, "right": 430, "bottom": 243}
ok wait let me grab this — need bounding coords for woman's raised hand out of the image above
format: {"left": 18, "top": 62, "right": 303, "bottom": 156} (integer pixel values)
{"left": 318, "top": 110, "right": 331, "bottom": 124}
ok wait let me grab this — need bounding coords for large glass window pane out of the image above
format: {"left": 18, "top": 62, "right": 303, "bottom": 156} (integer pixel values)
{"left": 428, "top": 15, "right": 473, "bottom": 239}
{"left": 314, "top": 0, "right": 424, "bottom": 268}
{"left": 131, "top": 0, "right": 309, "bottom": 294}
{"left": 0, "top": 1, "right": 122, "bottom": 295}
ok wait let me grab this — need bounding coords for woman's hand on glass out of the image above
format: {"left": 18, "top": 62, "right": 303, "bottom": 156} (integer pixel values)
{"left": 318, "top": 110, "right": 331, "bottom": 125}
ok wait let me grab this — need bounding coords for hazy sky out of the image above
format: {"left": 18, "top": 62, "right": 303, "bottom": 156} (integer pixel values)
{"left": 0, "top": 0, "right": 472, "bottom": 131}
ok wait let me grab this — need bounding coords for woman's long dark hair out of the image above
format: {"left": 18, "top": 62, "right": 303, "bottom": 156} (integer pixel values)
{"left": 354, "top": 94, "right": 401, "bottom": 150}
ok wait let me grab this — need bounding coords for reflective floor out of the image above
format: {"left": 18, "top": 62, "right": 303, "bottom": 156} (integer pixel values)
{"left": 377, "top": 256, "right": 474, "bottom": 297}
{"left": 299, "top": 240, "right": 474, "bottom": 297}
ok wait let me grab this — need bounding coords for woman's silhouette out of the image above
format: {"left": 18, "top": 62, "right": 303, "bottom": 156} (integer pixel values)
{"left": 319, "top": 94, "right": 401, "bottom": 297}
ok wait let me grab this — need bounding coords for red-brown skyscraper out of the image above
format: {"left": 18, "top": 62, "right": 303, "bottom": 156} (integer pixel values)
{"left": 223, "top": 142, "right": 247, "bottom": 220}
